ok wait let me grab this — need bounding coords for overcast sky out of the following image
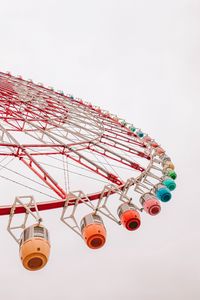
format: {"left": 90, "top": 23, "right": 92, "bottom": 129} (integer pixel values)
{"left": 0, "top": 1, "right": 199, "bottom": 299}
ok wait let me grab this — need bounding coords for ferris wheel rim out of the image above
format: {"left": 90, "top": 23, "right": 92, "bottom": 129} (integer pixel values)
{"left": 0, "top": 71, "right": 167, "bottom": 216}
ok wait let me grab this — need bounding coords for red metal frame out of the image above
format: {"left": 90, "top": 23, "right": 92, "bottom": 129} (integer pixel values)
{"left": 0, "top": 72, "right": 151, "bottom": 215}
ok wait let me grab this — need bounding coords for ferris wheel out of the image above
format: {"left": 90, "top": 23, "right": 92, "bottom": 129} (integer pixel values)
{"left": 0, "top": 71, "right": 177, "bottom": 271}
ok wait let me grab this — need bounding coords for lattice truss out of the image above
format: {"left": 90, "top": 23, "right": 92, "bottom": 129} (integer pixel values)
{"left": 0, "top": 72, "right": 176, "bottom": 231}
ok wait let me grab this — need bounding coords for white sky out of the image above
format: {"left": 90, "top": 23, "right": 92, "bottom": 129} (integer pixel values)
{"left": 0, "top": 1, "right": 200, "bottom": 299}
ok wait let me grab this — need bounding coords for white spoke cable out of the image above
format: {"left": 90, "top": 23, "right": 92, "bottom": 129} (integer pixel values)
{"left": 0, "top": 174, "right": 53, "bottom": 198}
{"left": 36, "top": 161, "right": 109, "bottom": 184}
{"left": 0, "top": 162, "right": 52, "bottom": 190}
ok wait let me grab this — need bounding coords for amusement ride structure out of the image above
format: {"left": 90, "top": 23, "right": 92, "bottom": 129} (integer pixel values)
{"left": 0, "top": 71, "right": 177, "bottom": 271}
